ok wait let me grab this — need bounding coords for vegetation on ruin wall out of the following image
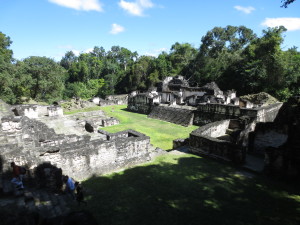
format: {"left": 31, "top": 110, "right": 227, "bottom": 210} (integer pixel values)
{"left": 82, "top": 153, "right": 300, "bottom": 225}
{"left": 100, "top": 105, "right": 197, "bottom": 150}
{"left": 1, "top": 24, "right": 300, "bottom": 105}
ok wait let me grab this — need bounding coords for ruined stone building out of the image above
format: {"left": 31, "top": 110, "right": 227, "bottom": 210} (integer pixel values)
{"left": 127, "top": 77, "right": 300, "bottom": 179}
{"left": 0, "top": 100, "right": 160, "bottom": 183}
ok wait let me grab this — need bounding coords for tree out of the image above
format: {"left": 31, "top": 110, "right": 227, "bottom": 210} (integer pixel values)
{"left": 21, "top": 56, "right": 67, "bottom": 102}
{"left": 281, "top": 0, "right": 297, "bottom": 7}
{"left": 192, "top": 26, "right": 256, "bottom": 84}
{"left": 238, "top": 26, "right": 288, "bottom": 97}
{"left": 0, "top": 32, "right": 16, "bottom": 103}
{"left": 169, "top": 42, "right": 197, "bottom": 76}
{"left": 60, "top": 51, "right": 77, "bottom": 70}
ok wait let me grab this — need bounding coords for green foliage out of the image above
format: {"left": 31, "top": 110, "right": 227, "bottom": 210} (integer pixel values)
{"left": 20, "top": 56, "right": 67, "bottom": 102}
{"left": 1, "top": 27, "right": 300, "bottom": 104}
{"left": 64, "top": 78, "right": 105, "bottom": 99}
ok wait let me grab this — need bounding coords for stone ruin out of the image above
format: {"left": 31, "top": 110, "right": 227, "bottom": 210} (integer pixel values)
{"left": 0, "top": 100, "right": 161, "bottom": 183}
{"left": 91, "top": 94, "right": 128, "bottom": 106}
{"left": 127, "top": 76, "right": 283, "bottom": 127}
{"left": 188, "top": 118, "right": 254, "bottom": 164}
{"left": 127, "top": 76, "right": 300, "bottom": 179}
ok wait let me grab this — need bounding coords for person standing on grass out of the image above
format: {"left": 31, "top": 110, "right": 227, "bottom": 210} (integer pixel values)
{"left": 10, "top": 162, "right": 24, "bottom": 190}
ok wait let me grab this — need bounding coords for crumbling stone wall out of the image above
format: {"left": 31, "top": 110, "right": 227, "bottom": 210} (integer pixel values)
{"left": 0, "top": 116, "right": 151, "bottom": 181}
{"left": 12, "top": 105, "right": 39, "bottom": 118}
{"left": 127, "top": 94, "right": 154, "bottom": 114}
{"left": 102, "top": 117, "right": 119, "bottom": 127}
{"left": 189, "top": 120, "right": 246, "bottom": 164}
{"left": 47, "top": 106, "right": 63, "bottom": 117}
{"left": 194, "top": 103, "right": 283, "bottom": 125}
{"left": 148, "top": 105, "right": 194, "bottom": 127}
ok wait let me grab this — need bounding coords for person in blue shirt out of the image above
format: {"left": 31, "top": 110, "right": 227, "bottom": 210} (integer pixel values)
{"left": 63, "top": 175, "right": 75, "bottom": 199}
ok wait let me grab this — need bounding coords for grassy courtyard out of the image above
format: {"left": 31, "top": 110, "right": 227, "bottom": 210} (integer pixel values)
{"left": 82, "top": 153, "right": 300, "bottom": 225}
{"left": 66, "top": 104, "right": 299, "bottom": 225}
{"left": 99, "top": 105, "right": 198, "bottom": 150}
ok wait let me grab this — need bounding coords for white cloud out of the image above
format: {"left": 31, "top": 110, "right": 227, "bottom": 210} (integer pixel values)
{"left": 84, "top": 48, "right": 94, "bottom": 53}
{"left": 69, "top": 48, "right": 94, "bottom": 56}
{"left": 234, "top": 6, "right": 255, "bottom": 14}
{"left": 144, "top": 48, "right": 167, "bottom": 57}
{"left": 118, "top": 0, "right": 154, "bottom": 16}
{"left": 261, "top": 18, "right": 300, "bottom": 31}
{"left": 110, "top": 23, "right": 125, "bottom": 34}
{"left": 71, "top": 49, "right": 81, "bottom": 56}
{"left": 49, "top": 0, "right": 103, "bottom": 12}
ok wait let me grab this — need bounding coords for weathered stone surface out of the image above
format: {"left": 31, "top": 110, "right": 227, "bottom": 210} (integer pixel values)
{"left": 0, "top": 115, "right": 152, "bottom": 181}
{"left": 148, "top": 105, "right": 194, "bottom": 127}
{"left": 194, "top": 102, "right": 283, "bottom": 125}
{"left": 189, "top": 119, "right": 247, "bottom": 164}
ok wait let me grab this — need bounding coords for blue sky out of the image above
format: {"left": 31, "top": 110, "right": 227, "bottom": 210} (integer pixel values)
{"left": 1, "top": 0, "right": 300, "bottom": 61}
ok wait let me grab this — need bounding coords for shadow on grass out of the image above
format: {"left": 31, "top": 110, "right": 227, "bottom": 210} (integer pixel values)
{"left": 82, "top": 155, "right": 300, "bottom": 225}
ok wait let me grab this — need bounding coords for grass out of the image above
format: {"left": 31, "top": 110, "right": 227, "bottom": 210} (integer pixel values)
{"left": 98, "top": 105, "right": 198, "bottom": 150}
{"left": 63, "top": 104, "right": 299, "bottom": 225}
{"left": 81, "top": 153, "right": 300, "bottom": 225}
{"left": 63, "top": 106, "right": 102, "bottom": 115}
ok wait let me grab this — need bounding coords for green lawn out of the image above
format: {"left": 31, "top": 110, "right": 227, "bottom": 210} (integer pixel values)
{"left": 65, "top": 104, "right": 300, "bottom": 225}
{"left": 82, "top": 153, "right": 300, "bottom": 225}
{"left": 99, "top": 105, "right": 198, "bottom": 150}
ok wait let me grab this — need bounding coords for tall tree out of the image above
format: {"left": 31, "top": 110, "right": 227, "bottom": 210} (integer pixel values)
{"left": 193, "top": 25, "right": 256, "bottom": 84}
{"left": 60, "top": 51, "right": 77, "bottom": 70}
{"left": 169, "top": 42, "right": 197, "bottom": 76}
{"left": 21, "top": 56, "right": 67, "bottom": 102}
{"left": 0, "top": 32, "right": 16, "bottom": 103}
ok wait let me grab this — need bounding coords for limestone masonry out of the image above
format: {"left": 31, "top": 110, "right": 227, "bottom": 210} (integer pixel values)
{"left": 0, "top": 101, "right": 159, "bottom": 181}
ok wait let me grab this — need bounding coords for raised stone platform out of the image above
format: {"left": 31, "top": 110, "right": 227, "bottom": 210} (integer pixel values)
{"left": 148, "top": 105, "right": 194, "bottom": 127}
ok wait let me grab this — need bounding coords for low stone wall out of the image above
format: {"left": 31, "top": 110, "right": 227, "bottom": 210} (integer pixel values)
{"left": 194, "top": 103, "right": 283, "bottom": 125}
{"left": 102, "top": 117, "right": 119, "bottom": 127}
{"left": 0, "top": 116, "right": 151, "bottom": 180}
{"left": 189, "top": 120, "right": 245, "bottom": 163}
{"left": 47, "top": 106, "right": 63, "bottom": 117}
{"left": 12, "top": 105, "right": 39, "bottom": 118}
{"left": 148, "top": 105, "right": 194, "bottom": 127}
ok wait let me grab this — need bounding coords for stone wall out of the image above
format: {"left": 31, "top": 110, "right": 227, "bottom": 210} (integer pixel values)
{"left": 99, "top": 94, "right": 128, "bottom": 106}
{"left": 127, "top": 95, "right": 153, "bottom": 114}
{"left": 248, "top": 123, "right": 288, "bottom": 155}
{"left": 0, "top": 116, "right": 151, "bottom": 180}
{"left": 189, "top": 120, "right": 245, "bottom": 164}
{"left": 194, "top": 103, "right": 283, "bottom": 125}
{"left": 12, "top": 105, "right": 39, "bottom": 119}
{"left": 102, "top": 117, "right": 119, "bottom": 127}
{"left": 47, "top": 106, "right": 63, "bottom": 117}
{"left": 148, "top": 105, "right": 194, "bottom": 127}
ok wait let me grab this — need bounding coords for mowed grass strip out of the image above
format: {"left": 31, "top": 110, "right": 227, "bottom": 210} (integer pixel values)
{"left": 99, "top": 105, "right": 198, "bottom": 150}
{"left": 82, "top": 153, "right": 300, "bottom": 225}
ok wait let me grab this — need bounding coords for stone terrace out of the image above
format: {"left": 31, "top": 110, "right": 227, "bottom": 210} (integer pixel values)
{"left": 148, "top": 105, "right": 195, "bottom": 127}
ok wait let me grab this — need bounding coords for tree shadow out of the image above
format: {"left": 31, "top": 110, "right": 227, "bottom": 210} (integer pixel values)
{"left": 82, "top": 155, "right": 300, "bottom": 225}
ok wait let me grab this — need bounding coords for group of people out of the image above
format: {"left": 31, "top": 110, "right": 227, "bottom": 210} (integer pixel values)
{"left": 10, "top": 162, "right": 86, "bottom": 205}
